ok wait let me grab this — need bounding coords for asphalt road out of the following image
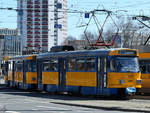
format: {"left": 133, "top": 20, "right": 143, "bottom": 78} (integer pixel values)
{"left": 0, "top": 88, "right": 138, "bottom": 113}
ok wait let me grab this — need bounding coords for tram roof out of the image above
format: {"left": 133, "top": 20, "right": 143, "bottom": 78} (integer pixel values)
{"left": 8, "top": 54, "right": 37, "bottom": 60}
{"left": 37, "top": 48, "right": 131, "bottom": 59}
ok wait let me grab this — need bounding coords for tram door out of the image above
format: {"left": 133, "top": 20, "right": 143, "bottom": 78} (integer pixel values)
{"left": 12, "top": 61, "right": 15, "bottom": 86}
{"left": 58, "top": 58, "right": 66, "bottom": 89}
{"left": 4, "top": 62, "right": 8, "bottom": 81}
{"left": 37, "top": 60, "right": 42, "bottom": 89}
{"left": 23, "top": 61, "right": 26, "bottom": 84}
{"left": 97, "top": 57, "right": 107, "bottom": 93}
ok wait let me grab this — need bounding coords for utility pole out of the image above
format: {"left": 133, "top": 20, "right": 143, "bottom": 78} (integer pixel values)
{"left": 54, "top": 0, "right": 58, "bottom": 46}
{"left": 54, "top": 0, "right": 62, "bottom": 46}
{"left": 0, "top": 35, "right": 4, "bottom": 78}
{"left": 132, "top": 15, "right": 150, "bottom": 45}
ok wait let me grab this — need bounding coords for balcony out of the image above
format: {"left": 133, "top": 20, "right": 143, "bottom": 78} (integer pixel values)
{"left": 42, "top": 18, "right": 48, "bottom": 21}
{"left": 34, "top": 23, "right": 40, "bottom": 25}
{"left": 42, "top": 38, "right": 48, "bottom": 40}
{"left": 42, "top": 28, "right": 48, "bottom": 30}
{"left": 27, "top": 41, "right": 33, "bottom": 43}
{"left": 27, "top": 36, "right": 33, "bottom": 38}
{"left": 42, "top": 22, "right": 48, "bottom": 25}
{"left": 27, "top": 44, "right": 33, "bottom": 47}
{"left": 42, "top": 45, "right": 48, "bottom": 47}
{"left": 42, "top": 31, "right": 48, "bottom": 34}
{"left": 35, "top": 28, "right": 40, "bottom": 30}
{"left": 34, "top": 36, "right": 40, "bottom": 38}
{"left": 27, "top": 38, "right": 33, "bottom": 41}
{"left": 27, "top": 18, "right": 32, "bottom": 21}
{"left": 34, "top": 19, "right": 40, "bottom": 21}
{"left": 35, "top": 32, "right": 40, "bottom": 34}
{"left": 42, "top": 10, "right": 48, "bottom": 13}
{"left": 34, "top": 10, "right": 40, "bottom": 13}
{"left": 35, "top": 1, "right": 40, "bottom": 4}
{"left": 27, "top": 2, "right": 33, "bottom": 4}
{"left": 34, "top": 24, "right": 40, "bottom": 27}
{"left": 42, "top": 5, "right": 48, "bottom": 8}
{"left": 27, "top": 28, "right": 33, "bottom": 30}
{"left": 42, "top": 41, "right": 48, "bottom": 43}
{"left": 34, "top": 14, "right": 41, "bottom": 17}
{"left": 42, "top": 1, "right": 48, "bottom": 4}
{"left": 27, "top": 24, "right": 33, "bottom": 27}
{"left": 34, "top": 41, "right": 40, "bottom": 43}
{"left": 34, "top": 44, "right": 40, "bottom": 47}
{"left": 27, "top": 5, "right": 33, "bottom": 8}
{"left": 27, "top": 9, "right": 33, "bottom": 12}
{"left": 27, "top": 31, "right": 33, "bottom": 34}
{"left": 35, "top": 5, "right": 40, "bottom": 8}
{"left": 27, "top": 23, "right": 33, "bottom": 26}
{"left": 42, "top": 14, "right": 48, "bottom": 17}
{"left": 35, "top": 39, "right": 40, "bottom": 41}
{"left": 42, "top": 35, "right": 48, "bottom": 38}
{"left": 27, "top": 15, "right": 32, "bottom": 17}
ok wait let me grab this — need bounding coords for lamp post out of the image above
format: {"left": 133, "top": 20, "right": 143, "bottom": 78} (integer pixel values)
{"left": 0, "top": 35, "right": 5, "bottom": 78}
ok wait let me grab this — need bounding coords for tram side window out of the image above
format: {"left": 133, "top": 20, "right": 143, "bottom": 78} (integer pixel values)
{"left": 147, "top": 64, "right": 150, "bottom": 73}
{"left": 77, "top": 58, "right": 85, "bottom": 71}
{"left": 50, "top": 59, "right": 58, "bottom": 71}
{"left": 110, "top": 60, "right": 115, "bottom": 71}
{"left": 27, "top": 61, "right": 31, "bottom": 72}
{"left": 68, "top": 58, "right": 75, "bottom": 71}
{"left": 27, "top": 60, "right": 37, "bottom": 72}
{"left": 15, "top": 62, "right": 17, "bottom": 71}
{"left": 145, "top": 60, "right": 150, "bottom": 73}
{"left": 86, "top": 57, "right": 95, "bottom": 71}
{"left": 140, "top": 65, "right": 146, "bottom": 73}
{"left": 16, "top": 61, "right": 23, "bottom": 72}
{"left": 20, "top": 62, "right": 23, "bottom": 72}
{"left": 43, "top": 60, "right": 50, "bottom": 71}
{"left": 8, "top": 62, "right": 12, "bottom": 71}
{"left": 32, "top": 61, "right": 37, "bottom": 72}
{"left": 139, "top": 60, "right": 147, "bottom": 73}
{"left": 140, "top": 60, "right": 150, "bottom": 73}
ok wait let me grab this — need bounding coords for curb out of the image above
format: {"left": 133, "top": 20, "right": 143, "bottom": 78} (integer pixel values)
{"left": 51, "top": 102, "right": 149, "bottom": 112}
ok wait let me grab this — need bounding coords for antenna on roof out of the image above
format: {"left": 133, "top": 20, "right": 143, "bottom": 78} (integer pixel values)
{"left": 84, "top": 9, "right": 119, "bottom": 48}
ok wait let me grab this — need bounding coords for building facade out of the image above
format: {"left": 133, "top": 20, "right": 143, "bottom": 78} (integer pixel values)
{"left": 17, "top": 0, "right": 67, "bottom": 53}
{"left": 0, "top": 28, "right": 21, "bottom": 72}
{"left": 0, "top": 28, "right": 21, "bottom": 56}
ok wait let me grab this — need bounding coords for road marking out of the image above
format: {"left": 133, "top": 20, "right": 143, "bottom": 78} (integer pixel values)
{"left": 25, "top": 99, "right": 49, "bottom": 104}
{"left": 76, "top": 111, "right": 92, "bottom": 112}
{"left": 31, "top": 109, "right": 39, "bottom": 111}
{"left": 5, "top": 111, "right": 20, "bottom": 113}
{"left": 37, "top": 105, "right": 69, "bottom": 110}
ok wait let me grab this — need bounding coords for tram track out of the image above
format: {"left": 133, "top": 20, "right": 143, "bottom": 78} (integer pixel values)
{"left": 130, "top": 95, "right": 150, "bottom": 100}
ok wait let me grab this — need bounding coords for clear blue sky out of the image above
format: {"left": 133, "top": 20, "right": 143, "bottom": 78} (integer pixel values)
{"left": 68, "top": 0, "right": 150, "bottom": 38}
{"left": 0, "top": 0, "right": 150, "bottom": 38}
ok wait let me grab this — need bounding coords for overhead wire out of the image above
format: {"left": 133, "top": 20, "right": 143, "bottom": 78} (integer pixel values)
{"left": 0, "top": 0, "right": 150, "bottom": 30}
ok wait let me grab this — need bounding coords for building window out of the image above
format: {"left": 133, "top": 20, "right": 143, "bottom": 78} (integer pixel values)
{"left": 68, "top": 58, "right": 76, "bottom": 71}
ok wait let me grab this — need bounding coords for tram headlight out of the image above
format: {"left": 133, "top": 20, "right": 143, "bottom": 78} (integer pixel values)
{"left": 136, "top": 79, "right": 142, "bottom": 84}
{"left": 119, "top": 79, "right": 125, "bottom": 84}
{"left": 32, "top": 77, "right": 36, "bottom": 81}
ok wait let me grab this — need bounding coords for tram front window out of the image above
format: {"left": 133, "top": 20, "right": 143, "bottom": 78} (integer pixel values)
{"left": 110, "top": 57, "right": 139, "bottom": 72}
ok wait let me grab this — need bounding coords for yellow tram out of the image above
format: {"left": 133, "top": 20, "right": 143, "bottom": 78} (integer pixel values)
{"left": 5, "top": 47, "right": 142, "bottom": 96}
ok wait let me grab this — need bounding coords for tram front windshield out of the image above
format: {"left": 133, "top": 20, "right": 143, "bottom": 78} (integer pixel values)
{"left": 110, "top": 56, "right": 139, "bottom": 73}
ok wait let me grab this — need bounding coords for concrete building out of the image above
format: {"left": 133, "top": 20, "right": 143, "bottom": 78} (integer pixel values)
{"left": 0, "top": 28, "right": 21, "bottom": 57}
{"left": 17, "top": 0, "right": 67, "bottom": 53}
{"left": 0, "top": 28, "right": 21, "bottom": 73}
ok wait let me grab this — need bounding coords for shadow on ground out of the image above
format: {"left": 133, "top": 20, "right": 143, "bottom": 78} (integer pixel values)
{"left": 0, "top": 86, "right": 128, "bottom": 101}
{"left": 0, "top": 86, "right": 148, "bottom": 113}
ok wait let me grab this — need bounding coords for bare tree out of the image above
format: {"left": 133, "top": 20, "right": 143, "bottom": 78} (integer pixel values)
{"left": 79, "top": 31, "right": 99, "bottom": 48}
{"left": 62, "top": 35, "right": 76, "bottom": 45}
{"left": 103, "top": 17, "right": 146, "bottom": 48}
